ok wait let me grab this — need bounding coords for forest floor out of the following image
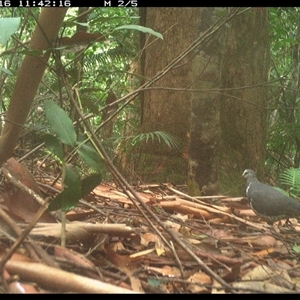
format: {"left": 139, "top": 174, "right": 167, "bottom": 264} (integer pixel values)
{"left": 1, "top": 157, "right": 300, "bottom": 293}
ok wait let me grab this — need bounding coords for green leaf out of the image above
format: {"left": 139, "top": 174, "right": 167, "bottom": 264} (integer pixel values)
{"left": 0, "top": 17, "right": 21, "bottom": 45}
{"left": 293, "top": 244, "right": 300, "bottom": 253}
{"left": 44, "top": 100, "right": 77, "bottom": 147}
{"left": 64, "top": 21, "right": 89, "bottom": 27}
{"left": 113, "top": 24, "right": 163, "bottom": 40}
{"left": 44, "top": 134, "right": 64, "bottom": 160}
{"left": 278, "top": 168, "right": 300, "bottom": 198}
{"left": 48, "top": 164, "right": 81, "bottom": 212}
{"left": 147, "top": 278, "right": 161, "bottom": 287}
{"left": 81, "top": 173, "right": 102, "bottom": 198}
{"left": 0, "top": 67, "right": 13, "bottom": 75}
{"left": 77, "top": 143, "right": 104, "bottom": 173}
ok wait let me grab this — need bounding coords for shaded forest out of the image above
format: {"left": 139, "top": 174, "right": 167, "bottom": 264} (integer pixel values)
{"left": 0, "top": 7, "right": 299, "bottom": 293}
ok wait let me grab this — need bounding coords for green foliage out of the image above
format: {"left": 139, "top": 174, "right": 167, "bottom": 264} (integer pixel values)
{"left": 44, "top": 100, "right": 77, "bottom": 147}
{"left": 0, "top": 17, "right": 20, "bottom": 45}
{"left": 77, "top": 142, "right": 104, "bottom": 173}
{"left": 267, "top": 7, "right": 300, "bottom": 174}
{"left": 48, "top": 164, "right": 81, "bottom": 212}
{"left": 120, "top": 130, "right": 181, "bottom": 150}
{"left": 48, "top": 167, "right": 102, "bottom": 212}
{"left": 292, "top": 243, "right": 300, "bottom": 253}
{"left": 113, "top": 24, "right": 163, "bottom": 40}
{"left": 80, "top": 173, "right": 103, "bottom": 199}
{"left": 278, "top": 168, "right": 300, "bottom": 198}
{"left": 132, "top": 131, "right": 180, "bottom": 149}
{"left": 44, "top": 100, "right": 104, "bottom": 212}
{"left": 43, "top": 133, "right": 64, "bottom": 160}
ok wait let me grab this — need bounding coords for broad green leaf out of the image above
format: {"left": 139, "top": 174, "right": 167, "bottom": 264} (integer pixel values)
{"left": 44, "top": 100, "right": 77, "bottom": 147}
{"left": 114, "top": 24, "right": 163, "bottom": 40}
{"left": 47, "top": 189, "right": 67, "bottom": 211}
{"left": 44, "top": 134, "right": 64, "bottom": 160}
{"left": 0, "top": 67, "right": 12, "bottom": 75}
{"left": 48, "top": 164, "right": 81, "bottom": 212}
{"left": 77, "top": 143, "right": 104, "bottom": 173}
{"left": 0, "top": 17, "right": 21, "bottom": 45}
{"left": 81, "top": 173, "right": 102, "bottom": 198}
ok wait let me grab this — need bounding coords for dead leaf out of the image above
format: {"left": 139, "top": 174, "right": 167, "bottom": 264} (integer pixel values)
{"left": 140, "top": 232, "right": 160, "bottom": 247}
{"left": 187, "top": 271, "right": 211, "bottom": 293}
{"left": 2, "top": 158, "right": 55, "bottom": 222}
{"left": 242, "top": 265, "right": 273, "bottom": 281}
{"left": 250, "top": 235, "right": 277, "bottom": 248}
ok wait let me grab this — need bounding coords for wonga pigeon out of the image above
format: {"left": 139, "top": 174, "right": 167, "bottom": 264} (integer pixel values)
{"left": 242, "top": 169, "right": 300, "bottom": 224}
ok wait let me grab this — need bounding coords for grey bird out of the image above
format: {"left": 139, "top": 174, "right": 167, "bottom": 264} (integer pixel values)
{"left": 242, "top": 169, "right": 300, "bottom": 224}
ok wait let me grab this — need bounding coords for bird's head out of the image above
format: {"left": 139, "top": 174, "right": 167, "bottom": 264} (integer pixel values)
{"left": 242, "top": 169, "right": 257, "bottom": 180}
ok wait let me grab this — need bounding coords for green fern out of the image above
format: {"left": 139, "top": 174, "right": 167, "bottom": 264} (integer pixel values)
{"left": 132, "top": 131, "right": 180, "bottom": 149}
{"left": 83, "top": 47, "right": 134, "bottom": 70}
{"left": 120, "top": 130, "right": 181, "bottom": 150}
{"left": 278, "top": 168, "right": 300, "bottom": 198}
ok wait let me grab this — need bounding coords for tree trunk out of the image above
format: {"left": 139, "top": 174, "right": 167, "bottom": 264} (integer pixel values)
{"left": 138, "top": 8, "right": 201, "bottom": 184}
{"left": 137, "top": 8, "right": 269, "bottom": 195}
{"left": 188, "top": 8, "right": 226, "bottom": 196}
{"left": 219, "top": 8, "right": 270, "bottom": 195}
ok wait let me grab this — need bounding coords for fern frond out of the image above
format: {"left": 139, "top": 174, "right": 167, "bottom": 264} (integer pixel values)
{"left": 125, "top": 130, "right": 181, "bottom": 150}
{"left": 278, "top": 168, "right": 300, "bottom": 198}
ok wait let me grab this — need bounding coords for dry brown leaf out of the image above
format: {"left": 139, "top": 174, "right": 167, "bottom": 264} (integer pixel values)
{"left": 123, "top": 267, "right": 144, "bottom": 293}
{"left": 187, "top": 271, "right": 211, "bottom": 293}
{"left": 162, "top": 220, "right": 181, "bottom": 231}
{"left": 221, "top": 264, "right": 241, "bottom": 282}
{"left": 249, "top": 235, "right": 277, "bottom": 248}
{"left": 242, "top": 265, "right": 273, "bottom": 281}
{"left": 2, "top": 157, "right": 55, "bottom": 222}
{"left": 158, "top": 200, "right": 213, "bottom": 219}
{"left": 140, "top": 232, "right": 160, "bottom": 247}
{"left": 211, "top": 279, "right": 226, "bottom": 294}
{"left": 109, "top": 241, "right": 127, "bottom": 252}
{"left": 253, "top": 248, "right": 275, "bottom": 257}
{"left": 170, "top": 213, "right": 189, "bottom": 222}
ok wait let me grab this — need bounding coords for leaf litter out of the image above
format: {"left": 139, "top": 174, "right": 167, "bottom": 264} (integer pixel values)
{"left": 1, "top": 159, "right": 300, "bottom": 293}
